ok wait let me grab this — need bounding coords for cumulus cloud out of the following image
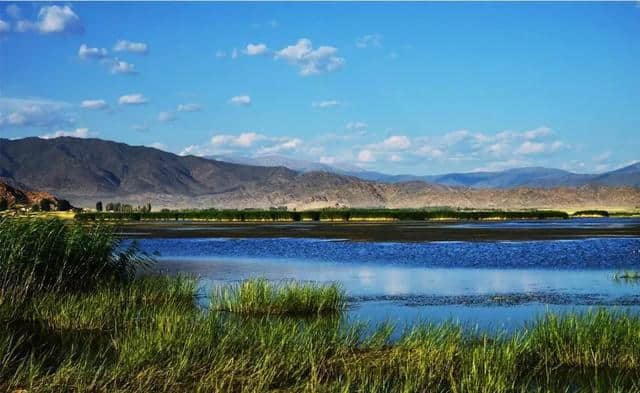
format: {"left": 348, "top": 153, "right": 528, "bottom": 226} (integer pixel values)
{"left": 243, "top": 43, "right": 268, "bottom": 55}
{"left": 356, "top": 34, "right": 382, "bottom": 48}
{"left": 382, "top": 135, "right": 410, "bottom": 150}
{"left": 113, "top": 40, "right": 148, "bottom": 54}
{"left": 257, "top": 138, "right": 302, "bottom": 154}
{"left": 358, "top": 149, "right": 375, "bottom": 162}
{"left": 18, "top": 5, "right": 83, "bottom": 34}
{"left": 78, "top": 44, "right": 108, "bottom": 60}
{"left": 312, "top": 100, "right": 341, "bottom": 108}
{"left": 0, "top": 97, "right": 73, "bottom": 129}
{"left": 40, "top": 127, "right": 91, "bottom": 139}
{"left": 275, "top": 38, "right": 345, "bottom": 76}
{"left": 6, "top": 4, "right": 20, "bottom": 19}
{"left": 157, "top": 111, "right": 176, "bottom": 123}
{"left": 177, "top": 103, "right": 201, "bottom": 112}
{"left": 110, "top": 59, "right": 137, "bottom": 75}
{"left": 231, "top": 48, "right": 239, "bottom": 59}
{"left": 118, "top": 94, "right": 148, "bottom": 105}
{"left": 211, "top": 132, "right": 265, "bottom": 147}
{"left": 0, "top": 19, "right": 9, "bottom": 34}
{"left": 229, "top": 95, "right": 251, "bottom": 106}
{"left": 81, "top": 99, "right": 108, "bottom": 110}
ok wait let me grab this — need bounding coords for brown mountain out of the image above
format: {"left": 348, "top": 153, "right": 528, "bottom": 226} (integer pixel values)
{"left": 1, "top": 137, "right": 639, "bottom": 210}
{"left": 0, "top": 180, "right": 68, "bottom": 210}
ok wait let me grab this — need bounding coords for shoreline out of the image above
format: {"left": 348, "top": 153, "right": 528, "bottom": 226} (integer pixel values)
{"left": 117, "top": 219, "right": 640, "bottom": 242}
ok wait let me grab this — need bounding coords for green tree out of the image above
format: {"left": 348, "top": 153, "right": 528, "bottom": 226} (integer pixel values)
{"left": 39, "top": 199, "right": 51, "bottom": 212}
{"left": 96, "top": 201, "right": 103, "bottom": 212}
{"left": 58, "top": 199, "right": 72, "bottom": 211}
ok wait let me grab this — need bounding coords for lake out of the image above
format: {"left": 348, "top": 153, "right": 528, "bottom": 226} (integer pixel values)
{"left": 129, "top": 218, "right": 640, "bottom": 331}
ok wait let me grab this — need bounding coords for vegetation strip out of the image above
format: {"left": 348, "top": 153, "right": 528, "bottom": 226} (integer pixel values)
{"left": 75, "top": 208, "right": 571, "bottom": 222}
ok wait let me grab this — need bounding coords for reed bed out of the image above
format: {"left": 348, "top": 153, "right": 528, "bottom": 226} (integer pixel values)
{"left": 614, "top": 271, "right": 640, "bottom": 280}
{"left": 211, "top": 278, "right": 347, "bottom": 316}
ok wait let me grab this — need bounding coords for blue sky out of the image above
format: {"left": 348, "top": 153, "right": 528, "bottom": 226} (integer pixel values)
{"left": 1, "top": 2, "right": 639, "bottom": 175}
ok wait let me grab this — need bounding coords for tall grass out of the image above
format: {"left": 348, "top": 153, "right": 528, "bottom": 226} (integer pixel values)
{"left": 211, "top": 278, "right": 346, "bottom": 316}
{"left": 0, "top": 218, "right": 150, "bottom": 296}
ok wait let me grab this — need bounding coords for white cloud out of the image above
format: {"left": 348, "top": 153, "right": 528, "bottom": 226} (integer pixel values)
{"left": 515, "top": 141, "right": 545, "bottom": 155}
{"left": 243, "top": 43, "right": 268, "bottom": 56}
{"left": 118, "top": 94, "right": 148, "bottom": 105}
{"left": 358, "top": 149, "right": 375, "bottom": 162}
{"left": 275, "top": 38, "right": 345, "bottom": 76}
{"left": 346, "top": 121, "right": 366, "bottom": 130}
{"left": 113, "top": 40, "right": 148, "bottom": 54}
{"left": 40, "top": 127, "right": 91, "bottom": 139}
{"left": 0, "top": 97, "right": 73, "bottom": 129}
{"left": 523, "top": 126, "right": 552, "bottom": 140}
{"left": 26, "top": 5, "right": 83, "bottom": 34}
{"left": 229, "top": 95, "right": 251, "bottom": 106}
{"left": 382, "top": 135, "right": 411, "bottom": 150}
{"left": 312, "top": 100, "right": 341, "bottom": 108}
{"left": 211, "top": 132, "right": 265, "bottom": 147}
{"left": 6, "top": 4, "right": 20, "bottom": 19}
{"left": 78, "top": 44, "right": 108, "bottom": 60}
{"left": 356, "top": 34, "right": 382, "bottom": 48}
{"left": 110, "top": 59, "right": 137, "bottom": 75}
{"left": 148, "top": 142, "right": 168, "bottom": 151}
{"left": 389, "top": 153, "right": 402, "bottom": 162}
{"left": 231, "top": 48, "right": 239, "bottom": 59}
{"left": 157, "top": 111, "right": 176, "bottom": 123}
{"left": 81, "top": 99, "right": 108, "bottom": 110}
{"left": 177, "top": 103, "right": 201, "bottom": 112}
{"left": 416, "top": 145, "right": 444, "bottom": 158}
{"left": 257, "top": 138, "right": 302, "bottom": 154}
{"left": 0, "top": 19, "right": 9, "bottom": 34}
{"left": 215, "top": 50, "right": 226, "bottom": 58}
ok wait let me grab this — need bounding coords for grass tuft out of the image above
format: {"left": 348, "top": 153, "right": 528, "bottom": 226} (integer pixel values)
{"left": 210, "top": 278, "right": 347, "bottom": 316}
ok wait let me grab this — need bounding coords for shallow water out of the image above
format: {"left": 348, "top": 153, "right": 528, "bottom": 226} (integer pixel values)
{"left": 131, "top": 231, "right": 640, "bottom": 331}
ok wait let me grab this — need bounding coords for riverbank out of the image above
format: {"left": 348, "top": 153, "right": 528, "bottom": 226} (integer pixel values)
{"left": 117, "top": 219, "right": 640, "bottom": 242}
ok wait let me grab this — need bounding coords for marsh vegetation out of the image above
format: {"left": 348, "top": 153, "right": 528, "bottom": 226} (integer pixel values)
{"left": 2, "top": 218, "right": 640, "bottom": 392}
{"left": 75, "top": 208, "right": 571, "bottom": 222}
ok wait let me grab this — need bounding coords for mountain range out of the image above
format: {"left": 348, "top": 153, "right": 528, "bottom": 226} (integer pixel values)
{"left": 211, "top": 154, "right": 640, "bottom": 189}
{"left": 1, "top": 137, "right": 639, "bottom": 210}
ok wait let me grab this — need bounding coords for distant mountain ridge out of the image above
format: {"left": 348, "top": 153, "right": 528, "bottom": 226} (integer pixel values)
{"left": 1, "top": 137, "right": 639, "bottom": 210}
{"left": 210, "top": 154, "right": 640, "bottom": 189}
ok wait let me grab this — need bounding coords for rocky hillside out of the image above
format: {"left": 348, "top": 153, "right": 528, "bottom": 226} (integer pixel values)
{"left": 1, "top": 137, "right": 639, "bottom": 210}
{"left": 0, "top": 180, "right": 69, "bottom": 210}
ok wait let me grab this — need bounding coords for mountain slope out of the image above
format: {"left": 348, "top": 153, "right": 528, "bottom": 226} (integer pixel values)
{"left": 1, "top": 137, "right": 639, "bottom": 210}
{"left": 0, "top": 137, "right": 299, "bottom": 197}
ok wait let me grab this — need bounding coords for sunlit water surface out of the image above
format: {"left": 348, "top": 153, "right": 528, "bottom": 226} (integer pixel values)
{"left": 130, "top": 221, "right": 640, "bottom": 331}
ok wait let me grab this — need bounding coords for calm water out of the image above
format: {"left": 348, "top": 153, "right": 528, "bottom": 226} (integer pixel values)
{"left": 131, "top": 221, "right": 640, "bottom": 331}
